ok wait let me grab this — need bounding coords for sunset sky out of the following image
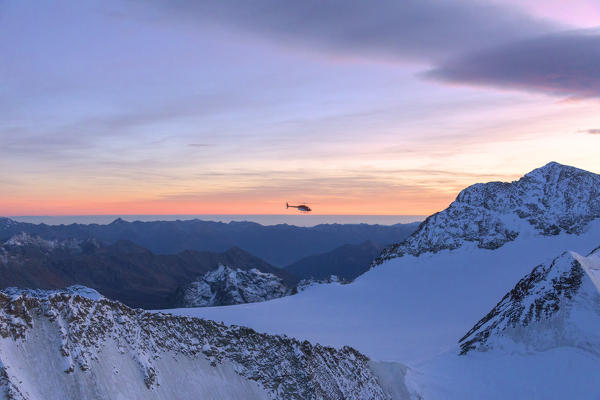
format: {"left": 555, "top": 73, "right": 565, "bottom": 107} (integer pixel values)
{"left": 2, "top": 0, "right": 599, "bottom": 216}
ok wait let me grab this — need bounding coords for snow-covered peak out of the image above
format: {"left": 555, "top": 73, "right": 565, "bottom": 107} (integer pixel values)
{"left": 2, "top": 232, "right": 85, "bottom": 251}
{"left": 2, "top": 285, "right": 104, "bottom": 301}
{"left": 4, "top": 232, "right": 55, "bottom": 248}
{"left": 522, "top": 160, "right": 582, "bottom": 182}
{"left": 175, "top": 265, "right": 291, "bottom": 307}
{"left": 376, "top": 162, "right": 600, "bottom": 262}
{"left": 459, "top": 247, "right": 600, "bottom": 355}
{"left": 0, "top": 217, "right": 17, "bottom": 228}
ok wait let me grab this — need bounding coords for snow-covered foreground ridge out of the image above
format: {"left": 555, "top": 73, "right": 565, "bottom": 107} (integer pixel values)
{"left": 0, "top": 291, "right": 390, "bottom": 400}
{"left": 460, "top": 246, "right": 600, "bottom": 355}
{"left": 376, "top": 161, "right": 600, "bottom": 263}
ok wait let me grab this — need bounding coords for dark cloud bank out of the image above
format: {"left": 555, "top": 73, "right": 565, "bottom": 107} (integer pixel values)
{"left": 162, "top": 0, "right": 600, "bottom": 98}
{"left": 428, "top": 31, "right": 600, "bottom": 99}
{"left": 581, "top": 129, "right": 600, "bottom": 134}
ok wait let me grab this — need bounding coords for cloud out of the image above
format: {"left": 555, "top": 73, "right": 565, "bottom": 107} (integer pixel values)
{"left": 159, "top": 1, "right": 600, "bottom": 99}
{"left": 580, "top": 129, "right": 600, "bottom": 134}
{"left": 163, "top": 0, "right": 555, "bottom": 61}
{"left": 427, "top": 30, "right": 600, "bottom": 98}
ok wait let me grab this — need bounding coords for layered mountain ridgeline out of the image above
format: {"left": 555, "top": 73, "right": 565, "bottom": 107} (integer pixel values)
{"left": 286, "top": 241, "right": 383, "bottom": 281}
{"left": 174, "top": 266, "right": 291, "bottom": 307}
{"left": 0, "top": 233, "right": 297, "bottom": 309}
{"left": 0, "top": 290, "right": 391, "bottom": 400}
{"left": 459, "top": 247, "right": 600, "bottom": 355}
{"left": 375, "top": 162, "right": 600, "bottom": 264}
{"left": 0, "top": 217, "right": 419, "bottom": 266}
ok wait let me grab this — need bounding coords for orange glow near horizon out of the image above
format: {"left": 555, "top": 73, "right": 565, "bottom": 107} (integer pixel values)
{"left": 1, "top": 190, "right": 456, "bottom": 216}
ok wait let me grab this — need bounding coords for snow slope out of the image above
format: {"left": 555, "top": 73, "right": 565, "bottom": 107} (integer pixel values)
{"left": 0, "top": 291, "right": 389, "bottom": 400}
{"left": 459, "top": 248, "right": 600, "bottom": 355}
{"left": 166, "top": 220, "right": 600, "bottom": 363}
{"left": 409, "top": 348, "right": 600, "bottom": 400}
{"left": 407, "top": 247, "right": 600, "bottom": 400}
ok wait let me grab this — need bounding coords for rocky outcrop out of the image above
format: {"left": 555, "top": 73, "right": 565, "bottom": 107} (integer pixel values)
{"left": 174, "top": 265, "right": 291, "bottom": 307}
{"left": 0, "top": 290, "right": 388, "bottom": 400}
{"left": 459, "top": 247, "right": 600, "bottom": 355}
{"left": 375, "top": 162, "right": 600, "bottom": 264}
{"left": 297, "top": 275, "right": 349, "bottom": 292}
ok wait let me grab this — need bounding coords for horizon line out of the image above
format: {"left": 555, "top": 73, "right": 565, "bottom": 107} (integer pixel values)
{"left": 5, "top": 213, "right": 428, "bottom": 217}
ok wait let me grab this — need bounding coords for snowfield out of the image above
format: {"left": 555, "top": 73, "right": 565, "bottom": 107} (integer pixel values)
{"left": 165, "top": 220, "right": 600, "bottom": 364}
{"left": 409, "top": 348, "right": 600, "bottom": 399}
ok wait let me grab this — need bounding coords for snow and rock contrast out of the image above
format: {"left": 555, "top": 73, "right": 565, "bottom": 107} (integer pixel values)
{"left": 0, "top": 290, "right": 390, "bottom": 400}
{"left": 0, "top": 218, "right": 17, "bottom": 229}
{"left": 171, "top": 163, "right": 600, "bottom": 366}
{"left": 376, "top": 162, "right": 600, "bottom": 263}
{"left": 459, "top": 247, "right": 600, "bottom": 355}
{"left": 408, "top": 247, "right": 600, "bottom": 400}
{"left": 296, "top": 275, "right": 348, "bottom": 292}
{"left": 1, "top": 233, "right": 91, "bottom": 254}
{"left": 175, "top": 265, "right": 291, "bottom": 307}
{"left": 2, "top": 285, "right": 104, "bottom": 301}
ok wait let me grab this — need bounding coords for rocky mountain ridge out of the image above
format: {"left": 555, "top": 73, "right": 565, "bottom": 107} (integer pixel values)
{"left": 375, "top": 162, "right": 600, "bottom": 264}
{"left": 459, "top": 246, "right": 600, "bottom": 355}
{"left": 0, "top": 289, "right": 389, "bottom": 399}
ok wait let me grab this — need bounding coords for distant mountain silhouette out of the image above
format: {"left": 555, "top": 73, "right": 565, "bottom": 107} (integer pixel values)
{"left": 0, "top": 218, "right": 419, "bottom": 266}
{"left": 286, "top": 241, "right": 383, "bottom": 281}
{"left": 0, "top": 233, "right": 295, "bottom": 309}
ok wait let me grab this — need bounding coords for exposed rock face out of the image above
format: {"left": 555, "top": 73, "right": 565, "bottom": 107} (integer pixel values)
{"left": 297, "top": 275, "right": 349, "bottom": 292}
{"left": 459, "top": 247, "right": 600, "bottom": 355}
{"left": 175, "top": 265, "right": 291, "bottom": 307}
{"left": 0, "top": 290, "right": 388, "bottom": 400}
{"left": 2, "top": 285, "right": 104, "bottom": 301}
{"left": 375, "top": 162, "right": 600, "bottom": 263}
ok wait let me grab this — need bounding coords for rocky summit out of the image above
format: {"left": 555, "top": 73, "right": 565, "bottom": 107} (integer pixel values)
{"left": 376, "top": 162, "right": 600, "bottom": 263}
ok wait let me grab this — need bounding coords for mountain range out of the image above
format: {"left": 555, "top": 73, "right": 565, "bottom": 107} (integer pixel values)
{"left": 2, "top": 162, "right": 600, "bottom": 399}
{"left": 0, "top": 218, "right": 418, "bottom": 266}
{"left": 0, "top": 233, "right": 297, "bottom": 309}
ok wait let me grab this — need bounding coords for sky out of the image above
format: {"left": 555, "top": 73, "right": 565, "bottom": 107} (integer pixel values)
{"left": 1, "top": 0, "right": 599, "bottom": 216}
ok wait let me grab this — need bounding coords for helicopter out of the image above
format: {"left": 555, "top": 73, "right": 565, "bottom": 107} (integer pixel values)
{"left": 286, "top": 202, "right": 312, "bottom": 213}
